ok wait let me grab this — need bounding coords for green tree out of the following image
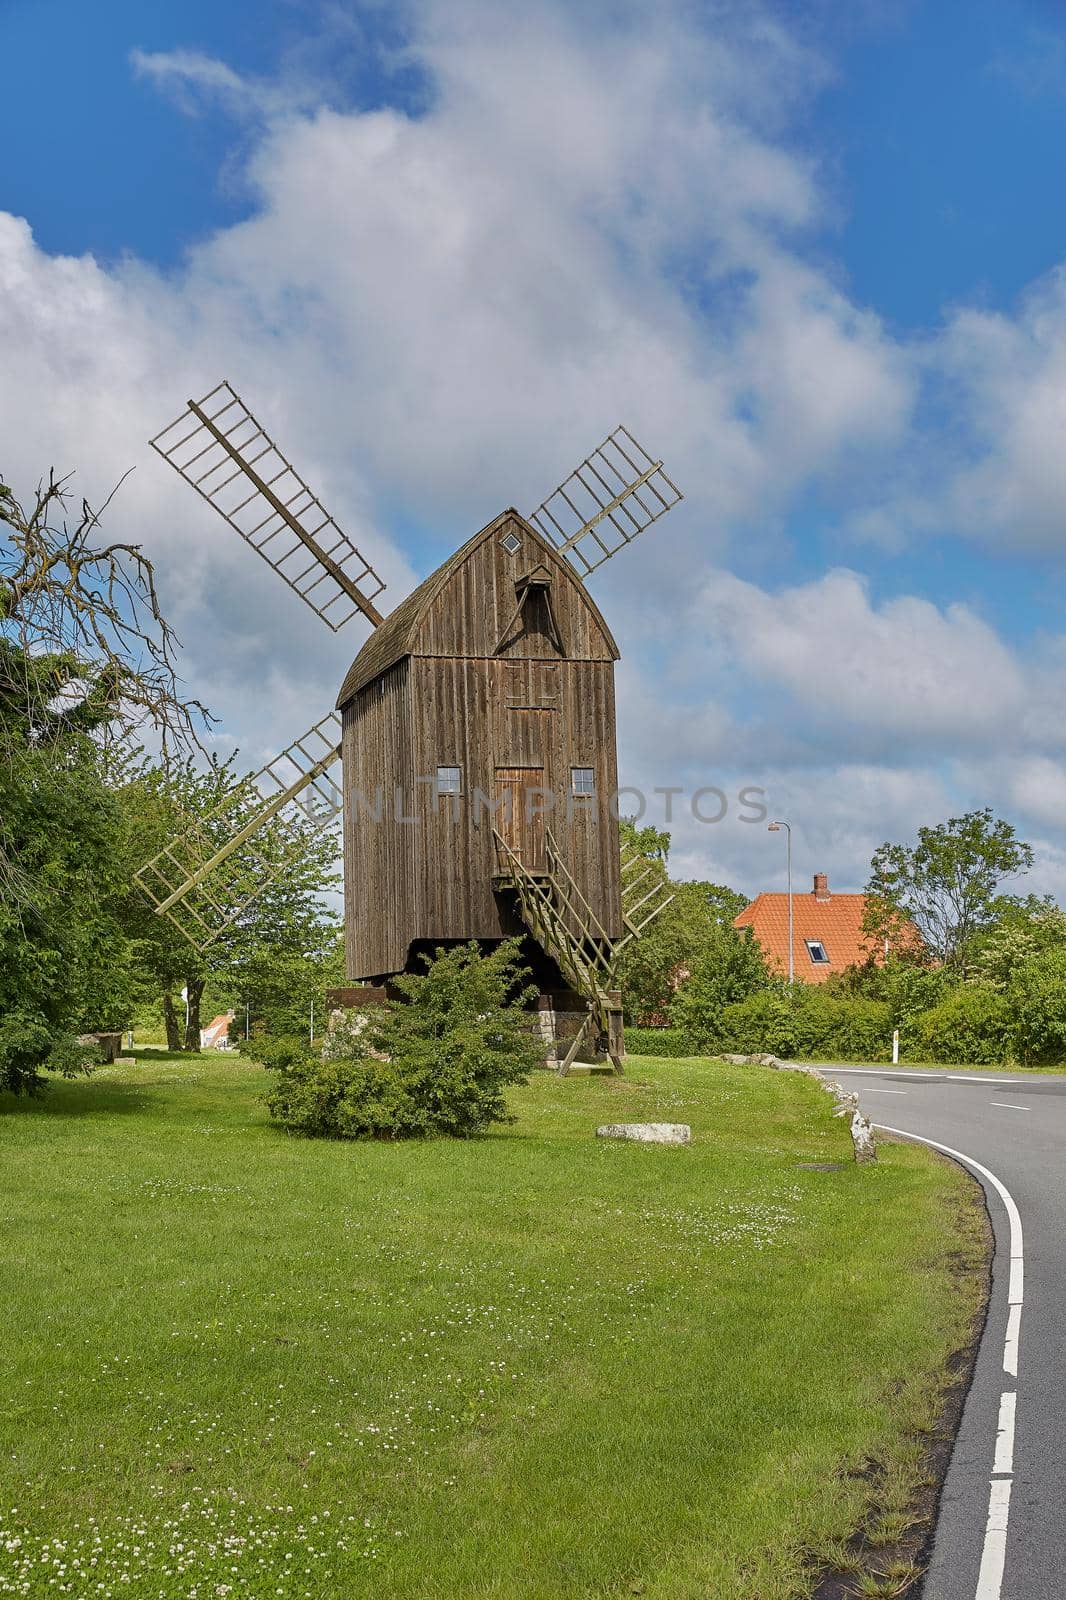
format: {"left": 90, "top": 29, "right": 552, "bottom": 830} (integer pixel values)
{"left": 0, "top": 658, "right": 139, "bottom": 1091}
{"left": 1, "top": 465, "right": 342, "bottom": 1081}
{"left": 1, "top": 471, "right": 207, "bottom": 1093}
{"left": 669, "top": 924, "right": 770, "bottom": 1042}
{"left": 614, "top": 818, "right": 749, "bottom": 1022}
{"left": 227, "top": 935, "right": 346, "bottom": 1043}
{"left": 118, "top": 756, "right": 342, "bottom": 1050}
{"left": 864, "top": 809, "right": 1033, "bottom": 971}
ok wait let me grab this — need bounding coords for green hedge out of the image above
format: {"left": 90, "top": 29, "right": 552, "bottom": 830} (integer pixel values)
{"left": 631, "top": 972, "right": 1066, "bottom": 1068}
{"left": 695, "top": 989, "right": 893, "bottom": 1063}
{"left": 623, "top": 1027, "right": 702, "bottom": 1057}
{"left": 1009, "top": 947, "right": 1066, "bottom": 1064}
{"left": 914, "top": 984, "right": 1013, "bottom": 1065}
{"left": 627, "top": 993, "right": 892, "bottom": 1062}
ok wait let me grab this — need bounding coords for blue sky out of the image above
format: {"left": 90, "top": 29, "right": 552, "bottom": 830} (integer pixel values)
{"left": 7, "top": 0, "right": 1066, "bottom": 628}
{"left": 6, "top": 0, "right": 1066, "bottom": 897}
{"left": 8, "top": 1, "right": 1066, "bottom": 322}
{"left": 2, "top": 0, "right": 420, "bottom": 264}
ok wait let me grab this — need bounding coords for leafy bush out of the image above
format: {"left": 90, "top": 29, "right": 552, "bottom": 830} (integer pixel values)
{"left": 789, "top": 990, "right": 892, "bottom": 1061}
{"left": 702, "top": 988, "right": 892, "bottom": 1062}
{"left": 267, "top": 1052, "right": 418, "bottom": 1139}
{"left": 623, "top": 1027, "right": 701, "bottom": 1057}
{"left": 0, "top": 1010, "right": 97, "bottom": 1096}
{"left": 1008, "top": 946, "right": 1066, "bottom": 1065}
{"left": 713, "top": 991, "right": 798, "bottom": 1057}
{"left": 242, "top": 1034, "right": 311, "bottom": 1072}
{"left": 914, "top": 984, "right": 1013, "bottom": 1065}
{"left": 265, "top": 941, "right": 543, "bottom": 1139}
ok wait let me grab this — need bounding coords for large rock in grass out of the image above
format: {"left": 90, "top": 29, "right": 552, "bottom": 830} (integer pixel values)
{"left": 596, "top": 1123, "right": 692, "bottom": 1145}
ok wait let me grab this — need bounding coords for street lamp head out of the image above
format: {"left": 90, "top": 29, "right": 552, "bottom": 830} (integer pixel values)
{"left": 768, "top": 822, "right": 780, "bottom": 832}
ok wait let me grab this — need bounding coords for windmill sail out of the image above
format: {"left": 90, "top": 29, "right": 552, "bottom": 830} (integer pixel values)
{"left": 134, "top": 715, "right": 343, "bottom": 951}
{"left": 619, "top": 845, "right": 675, "bottom": 943}
{"left": 529, "top": 425, "right": 683, "bottom": 580}
{"left": 150, "top": 381, "right": 386, "bottom": 631}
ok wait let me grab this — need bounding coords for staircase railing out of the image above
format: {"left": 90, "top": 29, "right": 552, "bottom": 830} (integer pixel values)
{"left": 492, "top": 828, "right": 677, "bottom": 1075}
{"left": 492, "top": 828, "right": 619, "bottom": 1066}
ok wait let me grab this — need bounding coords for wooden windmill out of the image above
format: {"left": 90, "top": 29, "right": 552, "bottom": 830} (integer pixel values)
{"left": 135, "top": 382, "right": 683, "bottom": 1071}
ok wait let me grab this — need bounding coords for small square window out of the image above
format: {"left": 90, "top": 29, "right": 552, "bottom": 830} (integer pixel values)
{"left": 499, "top": 530, "right": 522, "bottom": 555}
{"left": 806, "top": 940, "right": 830, "bottom": 965}
{"left": 436, "top": 766, "right": 462, "bottom": 795}
{"left": 571, "top": 767, "right": 595, "bottom": 796}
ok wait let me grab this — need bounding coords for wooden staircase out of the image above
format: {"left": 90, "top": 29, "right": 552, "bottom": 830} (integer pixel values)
{"left": 493, "top": 827, "right": 674, "bottom": 1075}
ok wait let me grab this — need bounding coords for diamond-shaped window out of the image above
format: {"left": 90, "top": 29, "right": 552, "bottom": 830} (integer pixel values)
{"left": 499, "top": 531, "right": 522, "bottom": 555}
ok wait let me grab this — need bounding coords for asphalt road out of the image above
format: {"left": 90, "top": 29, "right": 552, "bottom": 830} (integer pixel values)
{"left": 830, "top": 1067, "right": 1066, "bottom": 1600}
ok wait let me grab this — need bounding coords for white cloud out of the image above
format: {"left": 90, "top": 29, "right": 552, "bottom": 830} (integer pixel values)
{"left": 0, "top": 1, "right": 915, "bottom": 753}
{"left": 4, "top": 0, "right": 1066, "bottom": 900}
{"left": 129, "top": 48, "right": 316, "bottom": 121}
{"left": 692, "top": 566, "right": 1028, "bottom": 748}
{"left": 936, "top": 269, "right": 1066, "bottom": 550}
{"left": 609, "top": 560, "right": 1066, "bottom": 895}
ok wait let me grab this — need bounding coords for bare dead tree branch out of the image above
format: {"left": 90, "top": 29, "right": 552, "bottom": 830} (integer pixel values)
{"left": 0, "top": 469, "right": 213, "bottom": 756}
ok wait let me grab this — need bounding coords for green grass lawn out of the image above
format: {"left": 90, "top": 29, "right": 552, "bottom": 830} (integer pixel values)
{"left": 0, "top": 1054, "right": 985, "bottom": 1600}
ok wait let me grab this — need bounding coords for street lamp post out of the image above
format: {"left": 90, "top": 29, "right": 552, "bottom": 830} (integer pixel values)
{"left": 768, "top": 821, "right": 793, "bottom": 985}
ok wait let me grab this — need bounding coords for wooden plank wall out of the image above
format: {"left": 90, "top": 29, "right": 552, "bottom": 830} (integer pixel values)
{"left": 342, "top": 658, "right": 414, "bottom": 978}
{"left": 409, "top": 657, "right": 621, "bottom": 942}
{"left": 341, "top": 513, "right": 623, "bottom": 979}
{"left": 417, "top": 513, "right": 617, "bottom": 664}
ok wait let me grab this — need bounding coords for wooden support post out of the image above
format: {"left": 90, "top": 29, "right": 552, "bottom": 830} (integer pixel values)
{"left": 607, "top": 990, "right": 624, "bottom": 1075}
{"left": 557, "top": 1012, "right": 592, "bottom": 1078}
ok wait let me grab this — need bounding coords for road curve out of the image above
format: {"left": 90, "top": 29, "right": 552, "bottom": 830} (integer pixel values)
{"left": 830, "top": 1067, "right": 1066, "bottom": 1600}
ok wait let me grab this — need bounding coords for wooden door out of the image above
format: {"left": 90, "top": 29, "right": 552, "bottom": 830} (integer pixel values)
{"left": 495, "top": 767, "right": 547, "bottom": 873}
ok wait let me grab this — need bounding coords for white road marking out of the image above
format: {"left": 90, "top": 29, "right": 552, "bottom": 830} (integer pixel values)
{"left": 976, "top": 1478, "right": 1012, "bottom": 1600}
{"left": 832, "top": 1067, "right": 1019, "bottom": 1084}
{"left": 990, "top": 1102, "right": 1030, "bottom": 1111}
{"left": 832, "top": 1067, "right": 940, "bottom": 1077}
{"left": 860, "top": 1086, "right": 908, "bottom": 1094}
{"left": 1004, "top": 1305, "right": 1021, "bottom": 1378}
{"left": 875, "top": 1126, "right": 1024, "bottom": 1600}
{"left": 993, "top": 1391, "right": 1016, "bottom": 1474}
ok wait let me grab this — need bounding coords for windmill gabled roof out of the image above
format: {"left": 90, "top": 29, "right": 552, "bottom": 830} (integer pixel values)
{"left": 336, "top": 508, "right": 618, "bottom": 707}
{"left": 335, "top": 557, "right": 444, "bottom": 706}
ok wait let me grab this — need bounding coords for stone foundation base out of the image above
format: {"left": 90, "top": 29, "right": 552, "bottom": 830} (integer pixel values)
{"left": 535, "top": 994, "right": 610, "bottom": 1067}
{"left": 326, "top": 985, "right": 390, "bottom": 1009}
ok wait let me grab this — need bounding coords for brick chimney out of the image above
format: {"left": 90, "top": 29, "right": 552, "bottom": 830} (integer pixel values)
{"left": 813, "top": 872, "right": 830, "bottom": 901}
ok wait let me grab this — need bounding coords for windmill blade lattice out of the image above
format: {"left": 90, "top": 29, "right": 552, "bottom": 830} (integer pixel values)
{"left": 529, "top": 425, "right": 683, "bottom": 579}
{"left": 150, "top": 381, "right": 386, "bottom": 631}
{"left": 134, "top": 715, "right": 343, "bottom": 951}
{"left": 619, "top": 847, "right": 675, "bottom": 940}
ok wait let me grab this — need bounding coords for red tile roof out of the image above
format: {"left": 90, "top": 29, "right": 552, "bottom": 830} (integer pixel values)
{"left": 734, "top": 876, "right": 884, "bottom": 983}
{"left": 200, "top": 1014, "right": 234, "bottom": 1047}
